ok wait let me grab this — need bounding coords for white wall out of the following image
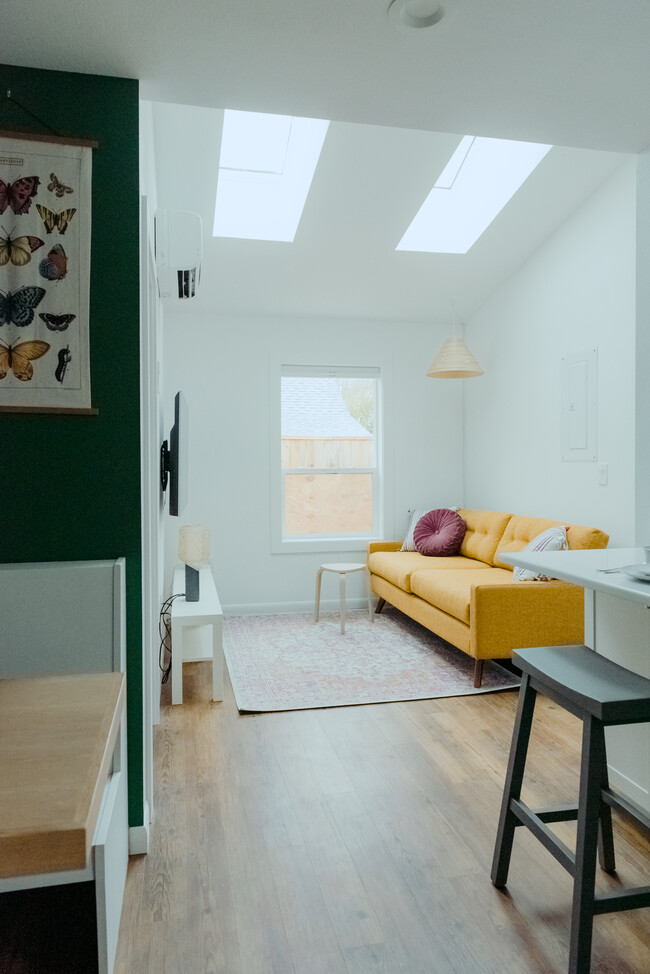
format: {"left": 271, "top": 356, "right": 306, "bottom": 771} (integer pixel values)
{"left": 162, "top": 312, "right": 464, "bottom": 612}
{"left": 463, "top": 159, "right": 637, "bottom": 545}
{"left": 635, "top": 145, "right": 650, "bottom": 545}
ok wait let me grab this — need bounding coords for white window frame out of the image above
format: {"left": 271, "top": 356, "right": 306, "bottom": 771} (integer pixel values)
{"left": 270, "top": 363, "right": 384, "bottom": 554}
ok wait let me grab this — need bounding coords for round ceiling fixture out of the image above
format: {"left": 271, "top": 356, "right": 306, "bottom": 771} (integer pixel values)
{"left": 387, "top": 0, "right": 444, "bottom": 30}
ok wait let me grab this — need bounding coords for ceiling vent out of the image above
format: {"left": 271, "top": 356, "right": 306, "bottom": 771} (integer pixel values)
{"left": 155, "top": 209, "right": 202, "bottom": 299}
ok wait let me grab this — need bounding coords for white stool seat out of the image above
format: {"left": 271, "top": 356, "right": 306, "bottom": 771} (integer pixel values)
{"left": 314, "top": 563, "right": 373, "bottom": 633}
{"left": 320, "top": 562, "right": 367, "bottom": 573}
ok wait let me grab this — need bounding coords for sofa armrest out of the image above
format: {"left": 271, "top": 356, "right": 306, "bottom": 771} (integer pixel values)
{"left": 367, "top": 541, "right": 403, "bottom": 556}
{"left": 470, "top": 580, "right": 584, "bottom": 660}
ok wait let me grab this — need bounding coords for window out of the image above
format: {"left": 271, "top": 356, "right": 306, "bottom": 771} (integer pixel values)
{"left": 213, "top": 110, "right": 330, "bottom": 242}
{"left": 397, "top": 135, "right": 552, "bottom": 254}
{"left": 275, "top": 365, "right": 381, "bottom": 550}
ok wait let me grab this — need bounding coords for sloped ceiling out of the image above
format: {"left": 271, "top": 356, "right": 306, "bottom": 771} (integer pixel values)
{"left": 152, "top": 103, "right": 626, "bottom": 321}
{"left": 6, "top": 0, "right": 648, "bottom": 321}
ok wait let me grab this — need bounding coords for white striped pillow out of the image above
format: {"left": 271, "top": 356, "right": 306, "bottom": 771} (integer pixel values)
{"left": 514, "top": 526, "right": 568, "bottom": 581}
{"left": 400, "top": 509, "right": 430, "bottom": 551}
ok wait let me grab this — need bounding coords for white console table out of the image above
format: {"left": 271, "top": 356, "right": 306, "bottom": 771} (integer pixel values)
{"left": 171, "top": 564, "right": 223, "bottom": 705}
{"left": 501, "top": 546, "right": 650, "bottom": 817}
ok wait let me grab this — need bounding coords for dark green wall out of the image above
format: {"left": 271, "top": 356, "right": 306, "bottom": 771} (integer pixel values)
{"left": 0, "top": 64, "right": 143, "bottom": 826}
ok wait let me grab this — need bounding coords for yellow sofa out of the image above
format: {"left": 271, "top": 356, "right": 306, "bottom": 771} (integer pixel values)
{"left": 367, "top": 509, "right": 609, "bottom": 687}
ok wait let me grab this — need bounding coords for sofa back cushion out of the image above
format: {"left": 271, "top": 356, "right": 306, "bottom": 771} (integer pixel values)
{"left": 457, "top": 510, "right": 512, "bottom": 565}
{"left": 494, "top": 515, "right": 609, "bottom": 570}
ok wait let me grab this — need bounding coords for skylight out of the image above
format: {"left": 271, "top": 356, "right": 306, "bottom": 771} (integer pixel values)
{"left": 397, "top": 135, "right": 552, "bottom": 254}
{"left": 213, "top": 110, "right": 329, "bottom": 242}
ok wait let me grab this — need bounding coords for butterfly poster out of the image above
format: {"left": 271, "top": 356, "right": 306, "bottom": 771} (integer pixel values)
{"left": 0, "top": 132, "right": 93, "bottom": 412}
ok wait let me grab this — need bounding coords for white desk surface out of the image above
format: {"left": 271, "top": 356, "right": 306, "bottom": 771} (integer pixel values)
{"left": 499, "top": 546, "right": 650, "bottom": 605}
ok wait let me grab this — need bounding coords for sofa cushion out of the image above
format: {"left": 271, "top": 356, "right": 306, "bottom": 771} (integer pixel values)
{"left": 410, "top": 567, "right": 515, "bottom": 624}
{"left": 494, "top": 515, "right": 609, "bottom": 569}
{"left": 565, "top": 522, "right": 609, "bottom": 550}
{"left": 414, "top": 509, "right": 466, "bottom": 556}
{"left": 457, "top": 510, "right": 512, "bottom": 565}
{"left": 494, "top": 515, "right": 565, "bottom": 569}
{"left": 368, "top": 550, "right": 488, "bottom": 593}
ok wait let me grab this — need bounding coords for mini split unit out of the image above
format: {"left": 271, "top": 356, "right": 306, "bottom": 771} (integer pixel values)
{"left": 155, "top": 209, "right": 202, "bottom": 300}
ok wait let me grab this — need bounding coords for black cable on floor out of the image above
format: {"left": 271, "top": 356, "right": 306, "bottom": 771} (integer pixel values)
{"left": 158, "top": 593, "right": 186, "bottom": 684}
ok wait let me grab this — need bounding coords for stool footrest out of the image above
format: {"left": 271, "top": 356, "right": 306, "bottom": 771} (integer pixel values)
{"left": 510, "top": 799, "right": 576, "bottom": 875}
{"left": 533, "top": 804, "right": 580, "bottom": 824}
{"left": 602, "top": 787, "right": 650, "bottom": 834}
{"left": 594, "top": 886, "right": 650, "bottom": 915}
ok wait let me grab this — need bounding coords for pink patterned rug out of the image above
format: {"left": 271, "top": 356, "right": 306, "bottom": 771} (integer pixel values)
{"left": 223, "top": 605, "right": 519, "bottom": 712}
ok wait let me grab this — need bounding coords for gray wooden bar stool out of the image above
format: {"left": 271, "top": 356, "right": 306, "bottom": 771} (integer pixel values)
{"left": 491, "top": 644, "right": 650, "bottom": 974}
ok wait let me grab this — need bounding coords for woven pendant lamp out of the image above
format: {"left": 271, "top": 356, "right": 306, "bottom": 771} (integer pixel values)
{"left": 426, "top": 336, "right": 484, "bottom": 378}
{"left": 427, "top": 303, "right": 484, "bottom": 378}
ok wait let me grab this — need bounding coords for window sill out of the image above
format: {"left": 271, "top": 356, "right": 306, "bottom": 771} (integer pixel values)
{"left": 271, "top": 536, "right": 381, "bottom": 555}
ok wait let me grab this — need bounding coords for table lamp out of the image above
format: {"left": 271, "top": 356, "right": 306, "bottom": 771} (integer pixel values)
{"left": 178, "top": 524, "right": 210, "bottom": 602}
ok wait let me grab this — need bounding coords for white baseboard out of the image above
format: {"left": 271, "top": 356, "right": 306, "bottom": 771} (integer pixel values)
{"left": 128, "top": 800, "right": 150, "bottom": 854}
{"left": 223, "top": 598, "right": 373, "bottom": 616}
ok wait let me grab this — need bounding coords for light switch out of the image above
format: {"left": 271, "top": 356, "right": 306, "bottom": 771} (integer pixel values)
{"left": 598, "top": 463, "right": 608, "bottom": 486}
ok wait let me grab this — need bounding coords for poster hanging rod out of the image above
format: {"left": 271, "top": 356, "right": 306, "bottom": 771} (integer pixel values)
{"left": 3, "top": 91, "right": 98, "bottom": 149}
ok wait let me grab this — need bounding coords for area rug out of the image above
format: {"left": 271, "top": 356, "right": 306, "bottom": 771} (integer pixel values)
{"left": 223, "top": 605, "right": 519, "bottom": 713}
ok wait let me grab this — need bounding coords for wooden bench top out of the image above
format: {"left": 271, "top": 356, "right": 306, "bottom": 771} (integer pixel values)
{"left": 0, "top": 671, "right": 126, "bottom": 878}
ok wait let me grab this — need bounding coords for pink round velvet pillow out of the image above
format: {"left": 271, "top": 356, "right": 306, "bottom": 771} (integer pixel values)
{"left": 413, "top": 508, "right": 466, "bottom": 556}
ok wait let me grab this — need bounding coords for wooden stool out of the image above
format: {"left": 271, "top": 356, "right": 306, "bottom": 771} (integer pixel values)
{"left": 491, "top": 644, "right": 650, "bottom": 974}
{"left": 314, "top": 563, "right": 373, "bottom": 634}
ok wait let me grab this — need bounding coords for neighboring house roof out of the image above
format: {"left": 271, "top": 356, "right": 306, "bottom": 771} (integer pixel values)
{"left": 281, "top": 377, "right": 370, "bottom": 437}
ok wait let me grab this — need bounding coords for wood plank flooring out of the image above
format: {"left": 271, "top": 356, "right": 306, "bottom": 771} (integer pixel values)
{"left": 115, "top": 662, "right": 650, "bottom": 974}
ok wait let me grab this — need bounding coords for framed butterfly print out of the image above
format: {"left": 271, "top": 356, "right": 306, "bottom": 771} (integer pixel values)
{"left": 0, "top": 132, "right": 94, "bottom": 413}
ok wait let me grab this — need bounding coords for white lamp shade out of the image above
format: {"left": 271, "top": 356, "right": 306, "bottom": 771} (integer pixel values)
{"left": 178, "top": 524, "right": 210, "bottom": 567}
{"left": 426, "top": 337, "right": 484, "bottom": 378}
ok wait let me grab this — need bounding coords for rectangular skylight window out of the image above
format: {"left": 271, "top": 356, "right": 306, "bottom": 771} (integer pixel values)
{"left": 397, "top": 136, "right": 552, "bottom": 254}
{"left": 213, "top": 110, "right": 330, "bottom": 242}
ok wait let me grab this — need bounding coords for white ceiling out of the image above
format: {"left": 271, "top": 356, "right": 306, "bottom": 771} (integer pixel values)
{"left": 7, "top": 0, "right": 649, "bottom": 322}
{"left": 152, "top": 103, "right": 626, "bottom": 321}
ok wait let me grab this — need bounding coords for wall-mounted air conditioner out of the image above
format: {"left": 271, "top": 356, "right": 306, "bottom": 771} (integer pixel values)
{"left": 155, "top": 209, "right": 202, "bottom": 300}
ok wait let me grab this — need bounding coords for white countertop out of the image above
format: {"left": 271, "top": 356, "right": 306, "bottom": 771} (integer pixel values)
{"left": 499, "top": 546, "right": 650, "bottom": 605}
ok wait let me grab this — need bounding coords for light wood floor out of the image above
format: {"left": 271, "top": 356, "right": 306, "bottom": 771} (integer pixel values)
{"left": 115, "top": 662, "right": 650, "bottom": 974}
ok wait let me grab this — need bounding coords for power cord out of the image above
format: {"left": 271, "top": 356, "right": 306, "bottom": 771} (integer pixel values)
{"left": 159, "top": 593, "right": 186, "bottom": 684}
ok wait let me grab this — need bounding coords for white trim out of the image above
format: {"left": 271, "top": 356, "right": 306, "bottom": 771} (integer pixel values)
{"left": 223, "top": 598, "right": 374, "bottom": 616}
{"left": 0, "top": 864, "right": 94, "bottom": 892}
{"left": 128, "top": 801, "right": 151, "bottom": 854}
{"left": 274, "top": 536, "right": 378, "bottom": 555}
{"left": 139, "top": 194, "right": 159, "bottom": 829}
{"left": 282, "top": 363, "right": 381, "bottom": 378}
{"left": 271, "top": 363, "right": 383, "bottom": 554}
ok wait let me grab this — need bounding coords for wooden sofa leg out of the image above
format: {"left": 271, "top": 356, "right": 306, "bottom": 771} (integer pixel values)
{"left": 473, "top": 659, "right": 485, "bottom": 689}
{"left": 375, "top": 597, "right": 386, "bottom": 615}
